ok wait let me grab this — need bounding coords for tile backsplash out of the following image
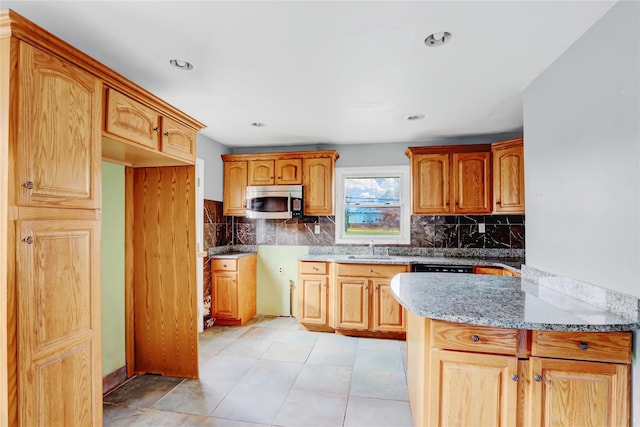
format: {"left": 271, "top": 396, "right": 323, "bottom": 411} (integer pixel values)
{"left": 204, "top": 199, "right": 525, "bottom": 251}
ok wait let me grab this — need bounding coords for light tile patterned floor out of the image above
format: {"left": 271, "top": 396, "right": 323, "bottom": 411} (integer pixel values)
{"left": 104, "top": 316, "right": 413, "bottom": 427}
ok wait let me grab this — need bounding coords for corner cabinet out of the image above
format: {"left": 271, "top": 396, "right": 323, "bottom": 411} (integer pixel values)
{"left": 406, "top": 314, "right": 632, "bottom": 427}
{"left": 492, "top": 138, "right": 525, "bottom": 213}
{"left": 222, "top": 150, "right": 339, "bottom": 216}
{"left": 407, "top": 145, "right": 491, "bottom": 215}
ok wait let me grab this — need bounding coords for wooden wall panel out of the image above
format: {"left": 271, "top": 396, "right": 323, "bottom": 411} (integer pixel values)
{"left": 131, "top": 166, "right": 198, "bottom": 378}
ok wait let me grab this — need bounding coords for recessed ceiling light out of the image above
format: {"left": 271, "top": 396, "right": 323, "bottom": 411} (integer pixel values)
{"left": 404, "top": 114, "right": 425, "bottom": 121}
{"left": 424, "top": 31, "right": 453, "bottom": 47}
{"left": 251, "top": 122, "right": 266, "bottom": 127}
{"left": 169, "top": 59, "right": 194, "bottom": 71}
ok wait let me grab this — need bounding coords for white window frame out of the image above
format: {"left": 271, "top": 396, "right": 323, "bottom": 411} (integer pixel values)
{"left": 335, "top": 165, "right": 411, "bottom": 245}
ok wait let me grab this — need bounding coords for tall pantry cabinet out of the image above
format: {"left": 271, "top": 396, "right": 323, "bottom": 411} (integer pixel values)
{"left": 1, "top": 9, "right": 204, "bottom": 426}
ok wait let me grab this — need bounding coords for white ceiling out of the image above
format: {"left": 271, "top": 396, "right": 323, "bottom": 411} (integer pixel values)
{"left": 4, "top": 1, "right": 617, "bottom": 148}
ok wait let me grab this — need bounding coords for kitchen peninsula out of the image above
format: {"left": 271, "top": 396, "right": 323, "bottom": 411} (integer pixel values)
{"left": 391, "top": 272, "right": 639, "bottom": 427}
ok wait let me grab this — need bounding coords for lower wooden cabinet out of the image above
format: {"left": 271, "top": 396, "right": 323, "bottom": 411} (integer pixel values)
{"left": 298, "top": 262, "right": 330, "bottom": 329}
{"left": 406, "top": 314, "right": 632, "bottom": 427}
{"left": 211, "top": 254, "right": 257, "bottom": 325}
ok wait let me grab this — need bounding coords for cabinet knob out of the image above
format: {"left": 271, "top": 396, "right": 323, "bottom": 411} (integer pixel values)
{"left": 365, "top": 285, "right": 369, "bottom": 290}
{"left": 579, "top": 342, "right": 589, "bottom": 351}
{"left": 153, "top": 127, "right": 160, "bottom": 132}
{"left": 23, "top": 181, "right": 34, "bottom": 190}
{"left": 322, "top": 282, "right": 327, "bottom": 287}
{"left": 375, "top": 285, "right": 379, "bottom": 291}
{"left": 471, "top": 335, "right": 480, "bottom": 342}
{"left": 164, "top": 131, "right": 170, "bottom": 137}
{"left": 223, "top": 264, "right": 227, "bottom": 268}
{"left": 313, "top": 266, "right": 318, "bottom": 270}
{"left": 496, "top": 200, "right": 502, "bottom": 205}
{"left": 534, "top": 374, "right": 543, "bottom": 382}
{"left": 369, "top": 269, "right": 374, "bottom": 273}
{"left": 23, "top": 236, "right": 34, "bottom": 244}
{"left": 511, "top": 374, "right": 519, "bottom": 382}
{"left": 277, "top": 176, "right": 281, "bottom": 179}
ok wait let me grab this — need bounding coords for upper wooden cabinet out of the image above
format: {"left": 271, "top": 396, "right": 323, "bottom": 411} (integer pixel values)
{"left": 222, "top": 150, "right": 338, "bottom": 216}
{"left": 16, "top": 41, "right": 102, "bottom": 209}
{"left": 492, "top": 138, "right": 524, "bottom": 213}
{"left": 248, "top": 159, "right": 302, "bottom": 185}
{"left": 407, "top": 145, "right": 491, "bottom": 214}
{"left": 104, "top": 88, "right": 197, "bottom": 165}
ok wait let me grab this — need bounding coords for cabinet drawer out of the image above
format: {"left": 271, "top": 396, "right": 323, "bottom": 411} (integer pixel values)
{"left": 106, "top": 88, "right": 160, "bottom": 149}
{"left": 430, "top": 320, "right": 519, "bottom": 356}
{"left": 532, "top": 330, "right": 632, "bottom": 364}
{"left": 211, "top": 259, "right": 238, "bottom": 271}
{"left": 336, "top": 263, "right": 407, "bottom": 278}
{"left": 299, "top": 261, "right": 327, "bottom": 275}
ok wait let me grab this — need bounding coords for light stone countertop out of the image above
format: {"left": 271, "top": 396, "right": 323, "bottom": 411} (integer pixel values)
{"left": 391, "top": 272, "right": 639, "bottom": 332}
{"left": 299, "top": 254, "right": 522, "bottom": 272}
{"left": 209, "top": 252, "right": 257, "bottom": 259}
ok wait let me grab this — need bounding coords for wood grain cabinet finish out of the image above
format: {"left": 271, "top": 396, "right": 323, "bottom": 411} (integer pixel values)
{"left": 223, "top": 161, "right": 248, "bottom": 216}
{"left": 248, "top": 159, "right": 302, "bottom": 185}
{"left": 161, "top": 116, "right": 196, "bottom": 162}
{"left": 17, "top": 41, "right": 101, "bottom": 209}
{"left": 406, "top": 145, "right": 491, "bottom": 215}
{"left": 298, "top": 262, "right": 330, "bottom": 329}
{"left": 405, "top": 314, "right": 632, "bottom": 427}
{"left": 211, "top": 255, "right": 257, "bottom": 326}
{"left": 335, "top": 263, "right": 407, "bottom": 334}
{"left": 492, "top": 138, "right": 525, "bottom": 213}
{"left": 303, "top": 157, "right": 335, "bottom": 215}
{"left": 106, "top": 88, "right": 160, "bottom": 150}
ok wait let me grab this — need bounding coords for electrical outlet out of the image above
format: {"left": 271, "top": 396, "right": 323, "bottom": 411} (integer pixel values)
{"left": 314, "top": 224, "right": 320, "bottom": 234}
{"left": 478, "top": 223, "right": 485, "bottom": 233}
{"left": 277, "top": 265, "right": 284, "bottom": 274}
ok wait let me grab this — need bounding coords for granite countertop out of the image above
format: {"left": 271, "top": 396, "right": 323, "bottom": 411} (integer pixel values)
{"left": 391, "top": 272, "right": 639, "bottom": 332}
{"left": 209, "top": 252, "right": 256, "bottom": 259}
{"left": 299, "top": 254, "right": 522, "bottom": 272}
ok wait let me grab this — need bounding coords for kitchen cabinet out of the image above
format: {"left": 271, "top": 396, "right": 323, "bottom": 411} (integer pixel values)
{"left": 406, "top": 314, "right": 632, "bottom": 427}
{"left": 335, "top": 263, "right": 408, "bottom": 335}
{"left": 248, "top": 159, "right": 302, "bottom": 185}
{"left": 222, "top": 150, "right": 338, "bottom": 216}
{"left": 303, "top": 156, "right": 335, "bottom": 215}
{"left": 492, "top": 138, "right": 525, "bottom": 213}
{"left": 104, "top": 88, "right": 196, "bottom": 164}
{"left": 406, "top": 145, "right": 491, "bottom": 214}
{"left": 473, "top": 265, "right": 522, "bottom": 277}
{"left": 223, "top": 161, "right": 248, "bottom": 216}
{"left": 2, "top": 10, "right": 205, "bottom": 424}
{"left": 211, "top": 254, "right": 257, "bottom": 326}
{"left": 298, "top": 261, "right": 331, "bottom": 330}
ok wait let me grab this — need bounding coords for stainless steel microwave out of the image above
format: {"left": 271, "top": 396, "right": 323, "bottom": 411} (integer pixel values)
{"left": 245, "top": 185, "right": 303, "bottom": 219}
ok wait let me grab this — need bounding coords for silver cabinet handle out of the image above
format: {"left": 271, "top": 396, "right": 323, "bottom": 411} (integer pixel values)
{"left": 579, "top": 342, "right": 589, "bottom": 351}
{"left": 23, "top": 236, "right": 34, "bottom": 244}
{"left": 471, "top": 335, "right": 480, "bottom": 342}
{"left": 534, "top": 374, "right": 542, "bottom": 382}
{"left": 511, "top": 374, "right": 519, "bottom": 382}
{"left": 24, "top": 181, "right": 34, "bottom": 189}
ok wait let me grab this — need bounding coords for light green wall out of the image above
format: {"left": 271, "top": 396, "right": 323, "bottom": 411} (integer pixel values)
{"left": 101, "top": 161, "right": 126, "bottom": 376}
{"left": 256, "top": 245, "right": 309, "bottom": 316}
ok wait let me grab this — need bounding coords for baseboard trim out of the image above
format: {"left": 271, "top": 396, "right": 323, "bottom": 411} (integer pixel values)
{"left": 103, "top": 365, "right": 128, "bottom": 395}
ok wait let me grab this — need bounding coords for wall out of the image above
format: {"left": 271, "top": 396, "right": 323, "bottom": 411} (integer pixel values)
{"left": 523, "top": 2, "right": 639, "bottom": 424}
{"left": 101, "top": 161, "right": 125, "bottom": 376}
{"left": 196, "top": 133, "right": 231, "bottom": 201}
{"left": 523, "top": 0, "right": 639, "bottom": 298}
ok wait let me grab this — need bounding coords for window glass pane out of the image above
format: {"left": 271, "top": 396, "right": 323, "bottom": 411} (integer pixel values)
{"left": 344, "top": 177, "right": 400, "bottom": 206}
{"left": 344, "top": 207, "right": 401, "bottom": 236}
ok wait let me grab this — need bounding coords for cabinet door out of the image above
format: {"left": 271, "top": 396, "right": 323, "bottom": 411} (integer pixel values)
{"left": 493, "top": 144, "right": 524, "bottom": 213}
{"left": 223, "top": 161, "right": 248, "bottom": 216}
{"left": 430, "top": 349, "right": 518, "bottom": 427}
{"left": 248, "top": 160, "right": 275, "bottom": 185}
{"left": 275, "top": 159, "right": 302, "bottom": 185}
{"left": 106, "top": 88, "right": 160, "bottom": 149}
{"left": 161, "top": 116, "right": 196, "bottom": 162}
{"left": 473, "top": 265, "right": 504, "bottom": 276}
{"left": 298, "top": 274, "right": 328, "bottom": 326}
{"left": 303, "top": 157, "right": 334, "bottom": 215}
{"left": 453, "top": 152, "right": 491, "bottom": 213}
{"left": 528, "top": 357, "right": 629, "bottom": 427}
{"left": 17, "top": 42, "right": 101, "bottom": 209}
{"left": 212, "top": 271, "right": 238, "bottom": 319}
{"left": 412, "top": 153, "right": 450, "bottom": 214}
{"left": 17, "top": 220, "right": 102, "bottom": 426}
{"left": 371, "top": 278, "right": 404, "bottom": 332}
{"left": 336, "top": 277, "right": 369, "bottom": 330}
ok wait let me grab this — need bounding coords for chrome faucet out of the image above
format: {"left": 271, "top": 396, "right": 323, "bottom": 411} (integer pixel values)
{"left": 369, "top": 240, "right": 375, "bottom": 255}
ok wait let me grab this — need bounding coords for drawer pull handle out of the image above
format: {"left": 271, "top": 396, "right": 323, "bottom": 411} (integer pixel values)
{"left": 534, "top": 374, "right": 543, "bottom": 382}
{"left": 471, "top": 335, "right": 480, "bottom": 342}
{"left": 511, "top": 374, "right": 519, "bottom": 382}
{"left": 579, "top": 342, "right": 589, "bottom": 351}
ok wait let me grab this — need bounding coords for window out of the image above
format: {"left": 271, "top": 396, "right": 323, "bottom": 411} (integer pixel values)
{"left": 335, "top": 166, "right": 410, "bottom": 245}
